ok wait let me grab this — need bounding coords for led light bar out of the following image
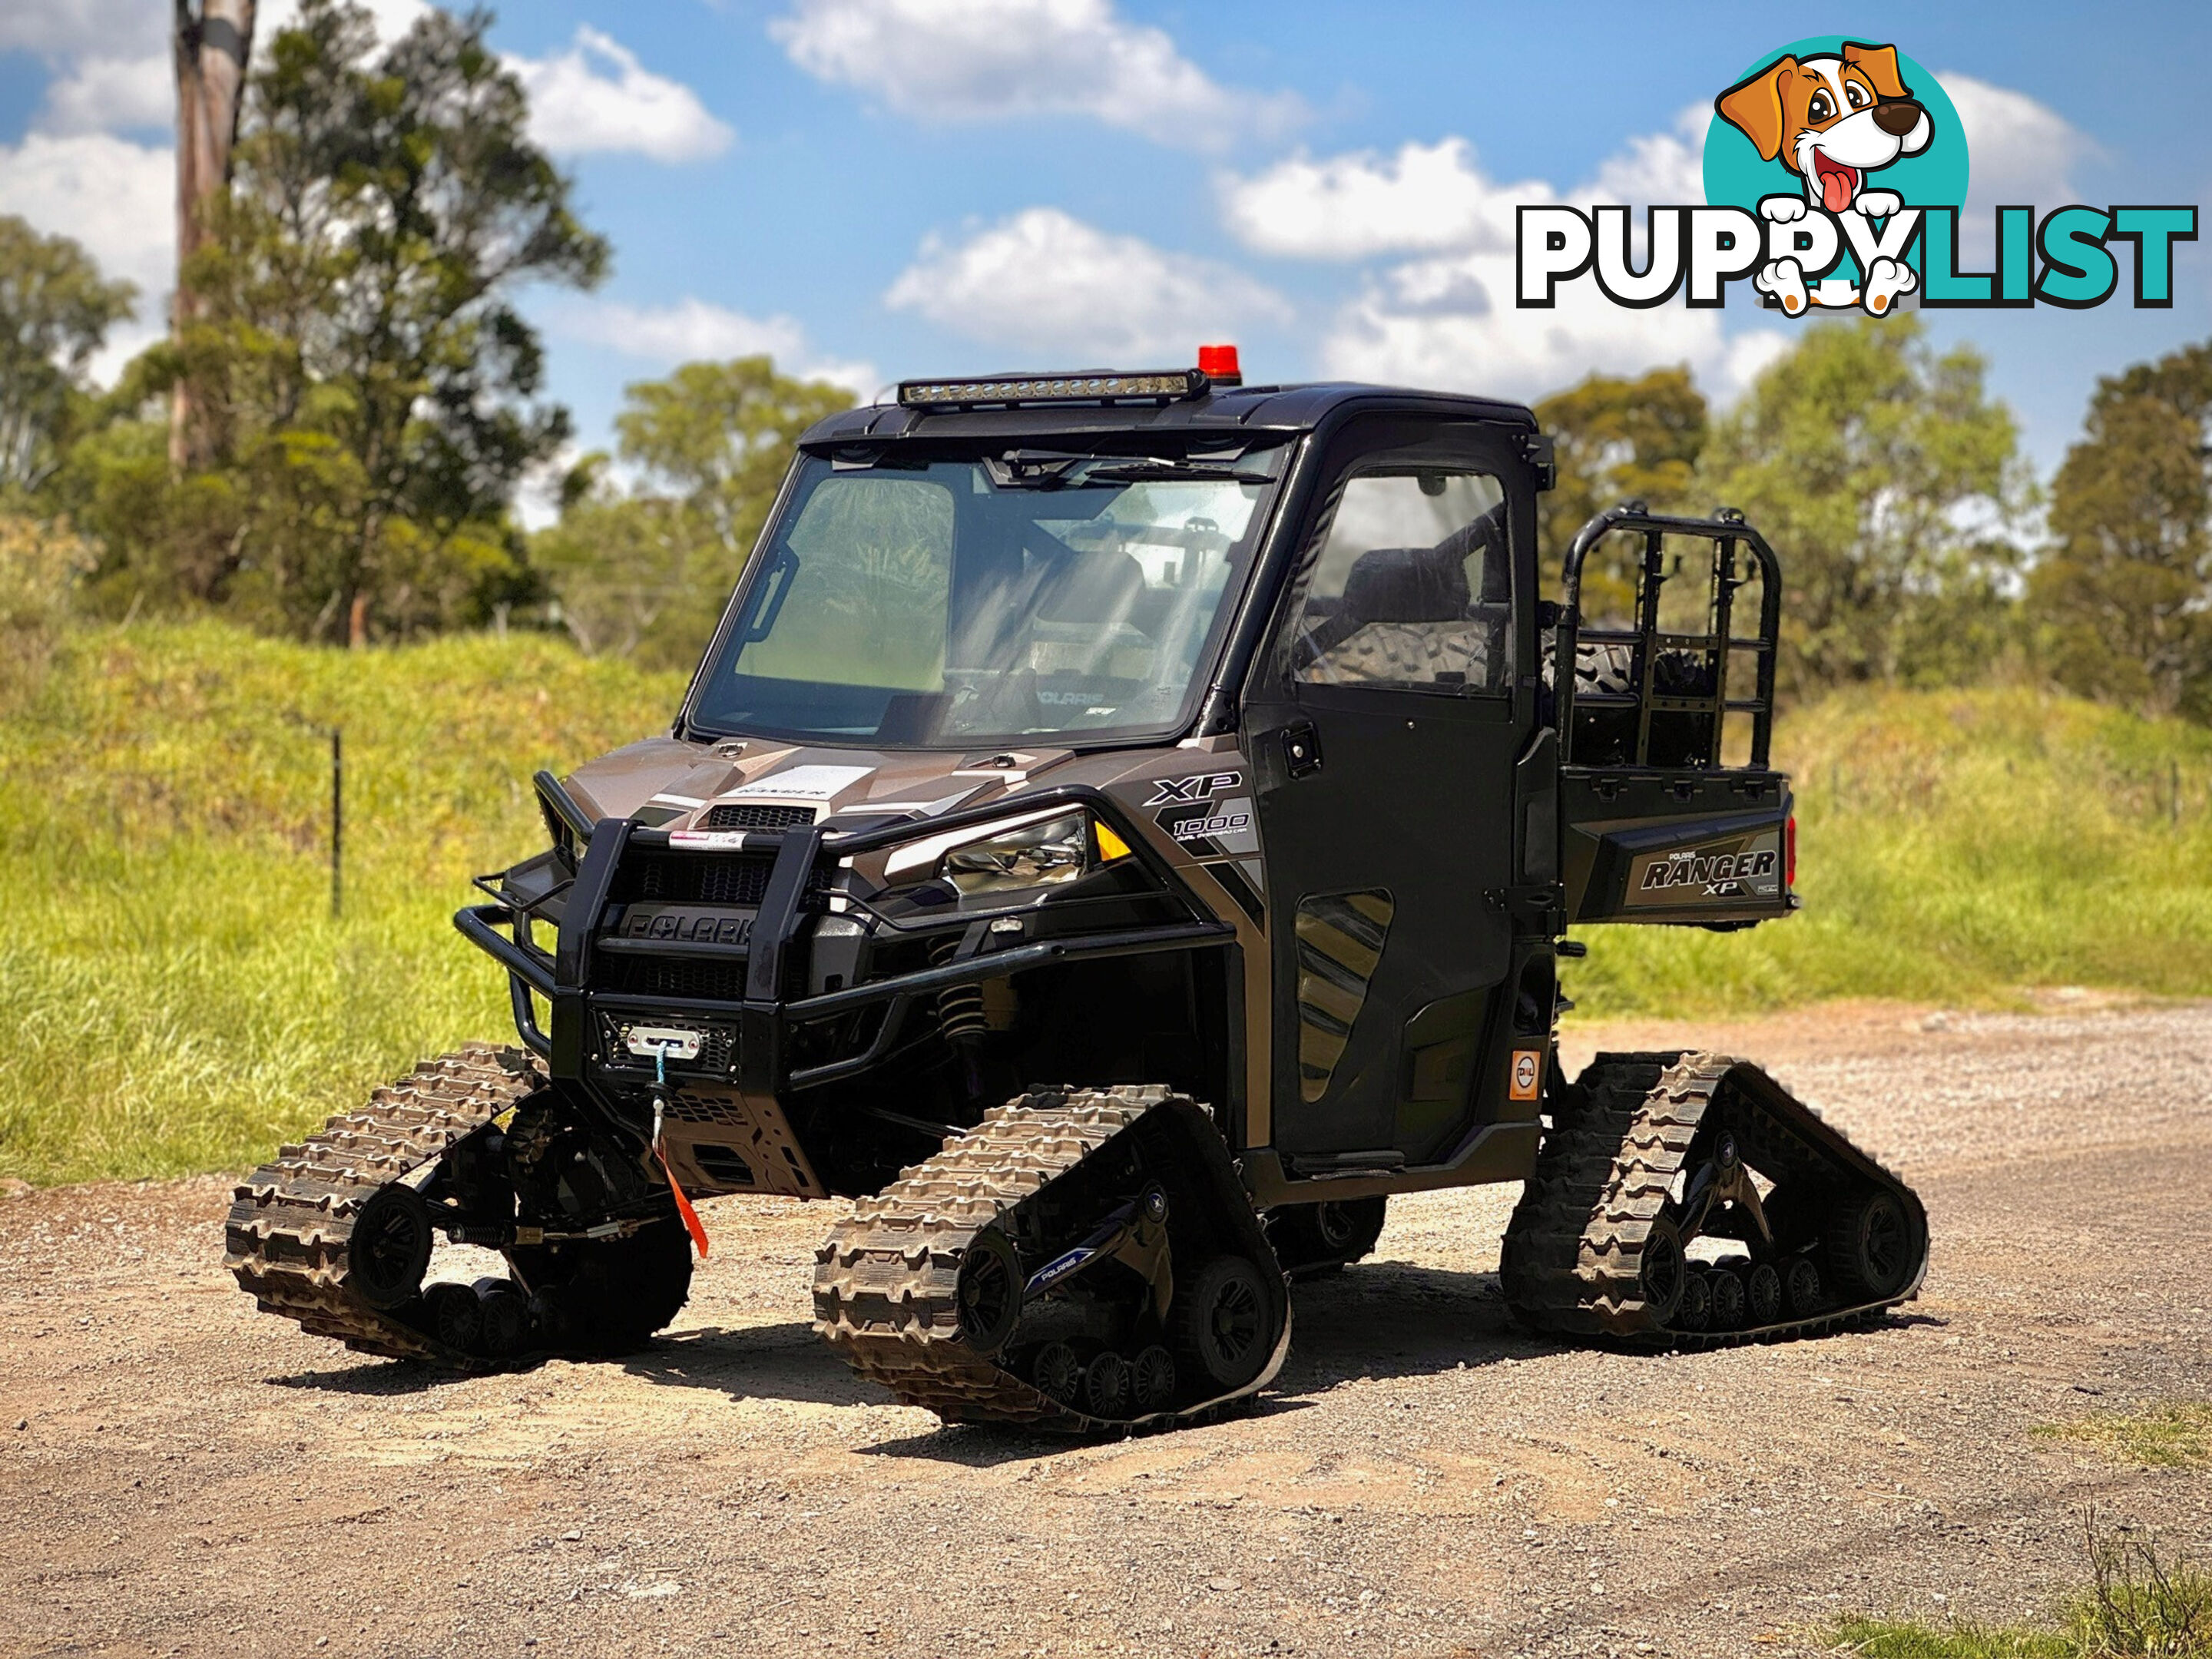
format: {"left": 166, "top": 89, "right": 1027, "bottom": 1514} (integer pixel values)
{"left": 898, "top": 369, "right": 1206, "bottom": 409}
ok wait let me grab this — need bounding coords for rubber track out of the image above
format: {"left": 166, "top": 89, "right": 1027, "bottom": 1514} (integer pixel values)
{"left": 1498, "top": 1051, "right": 1927, "bottom": 1347}
{"left": 224, "top": 1044, "right": 547, "bottom": 1366}
{"left": 813, "top": 1084, "right": 1291, "bottom": 1433}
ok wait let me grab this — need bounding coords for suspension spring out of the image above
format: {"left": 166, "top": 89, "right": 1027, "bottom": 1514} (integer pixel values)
{"left": 932, "top": 938, "right": 988, "bottom": 1043}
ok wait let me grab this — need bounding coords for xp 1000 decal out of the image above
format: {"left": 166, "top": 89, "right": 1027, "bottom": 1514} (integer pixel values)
{"left": 1625, "top": 830, "right": 1784, "bottom": 908}
{"left": 1143, "top": 770, "right": 1259, "bottom": 859}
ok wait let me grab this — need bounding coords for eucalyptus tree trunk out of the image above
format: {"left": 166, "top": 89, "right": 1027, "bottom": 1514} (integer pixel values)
{"left": 170, "top": 0, "right": 257, "bottom": 471}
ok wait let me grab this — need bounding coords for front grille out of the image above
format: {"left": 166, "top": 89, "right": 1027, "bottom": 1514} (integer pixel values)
{"left": 595, "top": 955, "right": 749, "bottom": 1002}
{"left": 595, "top": 1011, "right": 737, "bottom": 1072}
{"left": 702, "top": 803, "right": 816, "bottom": 830}
{"left": 625, "top": 851, "right": 773, "bottom": 906}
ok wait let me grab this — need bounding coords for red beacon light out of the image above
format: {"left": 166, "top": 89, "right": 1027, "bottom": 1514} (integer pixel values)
{"left": 1197, "top": 343, "right": 1242, "bottom": 388}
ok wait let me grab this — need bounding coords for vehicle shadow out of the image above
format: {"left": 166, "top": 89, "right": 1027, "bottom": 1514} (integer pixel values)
{"left": 1269, "top": 1258, "right": 1552, "bottom": 1396}
{"left": 267, "top": 1318, "right": 876, "bottom": 1409}
{"left": 267, "top": 1259, "right": 1545, "bottom": 1413}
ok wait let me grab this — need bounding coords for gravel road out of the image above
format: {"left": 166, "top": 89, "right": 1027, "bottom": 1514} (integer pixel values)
{"left": 4, "top": 1000, "right": 2210, "bottom": 1659}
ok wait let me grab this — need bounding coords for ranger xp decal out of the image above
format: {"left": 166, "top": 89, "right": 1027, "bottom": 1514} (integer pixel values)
{"left": 1626, "top": 830, "right": 1784, "bottom": 907}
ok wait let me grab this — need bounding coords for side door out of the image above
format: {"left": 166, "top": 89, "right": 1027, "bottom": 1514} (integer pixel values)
{"left": 1241, "top": 415, "right": 1539, "bottom": 1167}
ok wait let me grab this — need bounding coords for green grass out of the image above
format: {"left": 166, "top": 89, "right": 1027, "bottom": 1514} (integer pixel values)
{"left": 2035, "top": 1403, "right": 2212, "bottom": 1469}
{"left": 1568, "top": 686, "right": 2212, "bottom": 1016}
{"left": 1831, "top": 1512, "right": 2212, "bottom": 1658}
{"left": 8, "top": 628, "right": 2212, "bottom": 1184}
{"left": 0, "top": 621, "right": 684, "bottom": 1184}
{"left": 1832, "top": 1616, "right": 2075, "bottom": 1658}
{"left": 1831, "top": 1572, "right": 2212, "bottom": 1658}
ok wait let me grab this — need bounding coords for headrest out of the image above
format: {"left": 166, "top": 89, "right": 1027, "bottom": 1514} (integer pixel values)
{"left": 1341, "top": 545, "right": 1469, "bottom": 624}
{"left": 1433, "top": 502, "right": 1511, "bottom": 603}
{"left": 1038, "top": 550, "right": 1145, "bottom": 624}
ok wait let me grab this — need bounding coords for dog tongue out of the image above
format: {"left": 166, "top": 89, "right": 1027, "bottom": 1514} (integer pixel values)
{"left": 1820, "top": 164, "right": 1855, "bottom": 214}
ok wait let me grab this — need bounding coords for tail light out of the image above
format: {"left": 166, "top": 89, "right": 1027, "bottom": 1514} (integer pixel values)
{"left": 1786, "top": 814, "right": 1797, "bottom": 889}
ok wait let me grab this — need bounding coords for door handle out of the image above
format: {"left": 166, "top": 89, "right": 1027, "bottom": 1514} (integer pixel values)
{"left": 1280, "top": 721, "right": 1322, "bottom": 779}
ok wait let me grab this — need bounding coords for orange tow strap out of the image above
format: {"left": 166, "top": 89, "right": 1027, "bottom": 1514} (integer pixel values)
{"left": 656, "top": 1144, "right": 711, "bottom": 1260}
{"left": 650, "top": 1051, "right": 710, "bottom": 1259}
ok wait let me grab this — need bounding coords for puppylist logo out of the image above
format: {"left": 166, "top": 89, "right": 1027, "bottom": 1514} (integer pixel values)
{"left": 1518, "top": 36, "right": 2197, "bottom": 316}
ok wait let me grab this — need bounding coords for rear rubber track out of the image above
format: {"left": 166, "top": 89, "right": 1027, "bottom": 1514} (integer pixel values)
{"left": 1500, "top": 1051, "right": 1928, "bottom": 1347}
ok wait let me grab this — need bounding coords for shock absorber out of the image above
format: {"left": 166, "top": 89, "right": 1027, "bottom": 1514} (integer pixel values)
{"left": 932, "top": 937, "right": 988, "bottom": 1094}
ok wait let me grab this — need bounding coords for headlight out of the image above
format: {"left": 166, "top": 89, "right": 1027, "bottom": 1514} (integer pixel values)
{"left": 941, "top": 811, "right": 1091, "bottom": 896}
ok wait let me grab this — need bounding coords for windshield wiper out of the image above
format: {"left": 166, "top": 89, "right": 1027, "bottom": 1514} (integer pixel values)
{"left": 984, "top": 449, "right": 1281, "bottom": 491}
{"left": 1075, "top": 459, "right": 1277, "bottom": 485}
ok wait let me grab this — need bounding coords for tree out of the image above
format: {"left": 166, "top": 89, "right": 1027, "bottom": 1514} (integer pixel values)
{"left": 2027, "top": 341, "right": 2212, "bottom": 720}
{"left": 171, "top": 0, "right": 259, "bottom": 470}
{"left": 76, "top": 0, "right": 608, "bottom": 642}
{"left": 1697, "top": 316, "right": 2031, "bottom": 697}
{"left": 1535, "top": 366, "right": 1707, "bottom": 618}
{"left": 535, "top": 356, "right": 853, "bottom": 667}
{"left": 0, "top": 217, "right": 135, "bottom": 495}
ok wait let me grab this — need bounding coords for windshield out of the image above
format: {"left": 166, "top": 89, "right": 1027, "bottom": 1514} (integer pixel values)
{"left": 685, "top": 445, "right": 1289, "bottom": 748}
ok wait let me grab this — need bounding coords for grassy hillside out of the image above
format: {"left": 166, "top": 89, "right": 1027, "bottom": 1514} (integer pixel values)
{"left": 5, "top": 625, "right": 2210, "bottom": 1184}
{"left": 0, "top": 622, "right": 687, "bottom": 1184}
{"left": 1567, "top": 687, "right": 2212, "bottom": 1015}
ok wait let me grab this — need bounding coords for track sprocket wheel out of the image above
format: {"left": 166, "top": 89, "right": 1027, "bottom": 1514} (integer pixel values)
{"left": 1177, "top": 1255, "right": 1271, "bottom": 1391}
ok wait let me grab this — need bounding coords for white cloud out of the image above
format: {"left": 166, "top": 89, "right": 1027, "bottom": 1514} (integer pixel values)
{"left": 1222, "top": 109, "right": 1710, "bottom": 264}
{"left": 35, "top": 51, "right": 172, "bottom": 134}
{"left": 885, "top": 207, "right": 1292, "bottom": 362}
{"left": 770, "top": 0, "right": 1301, "bottom": 151}
{"left": 1320, "top": 250, "right": 1783, "bottom": 408}
{"left": 257, "top": 0, "right": 429, "bottom": 44}
{"left": 1584, "top": 104, "right": 1709, "bottom": 207}
{"left": 1937, "top": 72, "right": 2099, "bottom": 219}
{"left": 0, "top": 3, "right": 164, "bottom": 59}
{"left": 508, "top": 27, "right": 733, "bottom": 164}
{"left": 1220, "top": 139, "right": 1554, "bottom": 260}
{"left": 0, "top": 131, "right": 174, "bottom": 306}
{"left": 548, "top": 297, "right": 878, "bottom": 401}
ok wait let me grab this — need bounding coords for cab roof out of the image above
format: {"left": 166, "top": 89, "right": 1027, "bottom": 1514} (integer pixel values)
{"left": 796, "top": 381, "right": 1538, "bottom": 452}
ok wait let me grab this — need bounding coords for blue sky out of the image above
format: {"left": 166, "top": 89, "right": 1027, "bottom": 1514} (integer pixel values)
{"left": 2, "top": 0, "right": 2207, "bottom": 515}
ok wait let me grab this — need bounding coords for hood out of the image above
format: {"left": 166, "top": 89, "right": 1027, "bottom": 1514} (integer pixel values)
{"left": 563, "top": 737, "right": 1083, "bottom": 834}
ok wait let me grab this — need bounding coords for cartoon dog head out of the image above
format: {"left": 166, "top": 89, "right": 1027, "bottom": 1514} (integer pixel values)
{"left": 1716, "top": 41, "right": 1932, "bottom": 214}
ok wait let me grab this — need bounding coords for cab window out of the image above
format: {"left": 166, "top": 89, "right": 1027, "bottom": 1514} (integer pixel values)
{"left": 1285, "top": 469, "right": 1510, "bottom": 695}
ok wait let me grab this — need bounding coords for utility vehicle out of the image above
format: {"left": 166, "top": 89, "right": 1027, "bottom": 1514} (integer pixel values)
{"left": 229, "top": 349, "right": 1925, "bottom": 1429}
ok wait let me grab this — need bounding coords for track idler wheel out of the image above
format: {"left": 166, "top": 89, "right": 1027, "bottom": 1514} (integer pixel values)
{"left": 1674, "top": 1272, "right": 1713, "bottom": 1333}
{"left": 426, "top": 1281, "right": 484, "bottom": 1351}
{"left": 1131, "top": 1345, "right": 1177, "bottom": 1412}
{"left": 1708, "top": 1268, "right": 1747, "bottom": 1330}
{"left": 1032, "top": 1341, "right": 1082, "bottom": 1403}
{"left": 1824, "top": 1188, "right": 1914, "bottom": 1301}
{"left": 1746, "top": 1262, "right": 1783, "bottom": 1326}
{"left": 475, "top": 1279, "right": 530, "bottom": 1358}
{"left": 1785, "top": 1257, "right": 1823, "bottom": 1316}
{"left": 1177, "top": 1256, "right": 1272, "bottom": 1391}
{"left": 1083, "top": 1352, "right": 1132, "bottom": 1418}
{"left": 955, "top": 1230, "right": 1023, "bottom": 1355}
{"left": 347, "top": 1184, "right": 432, "bottom": 1310}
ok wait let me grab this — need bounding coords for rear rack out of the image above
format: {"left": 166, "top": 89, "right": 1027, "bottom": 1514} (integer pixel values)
{"left": 1555, "top": 506, "right": 1782, "bottom": 770}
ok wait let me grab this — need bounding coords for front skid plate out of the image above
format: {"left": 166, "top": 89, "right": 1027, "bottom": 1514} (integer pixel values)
{"left": 813, "top": 1086, "right": 1292, "bottom": 1434}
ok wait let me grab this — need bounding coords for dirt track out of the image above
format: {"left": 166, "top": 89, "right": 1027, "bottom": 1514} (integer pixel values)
{"left": 5, "top": 1001, "right": 2211, "bottom": 1659}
